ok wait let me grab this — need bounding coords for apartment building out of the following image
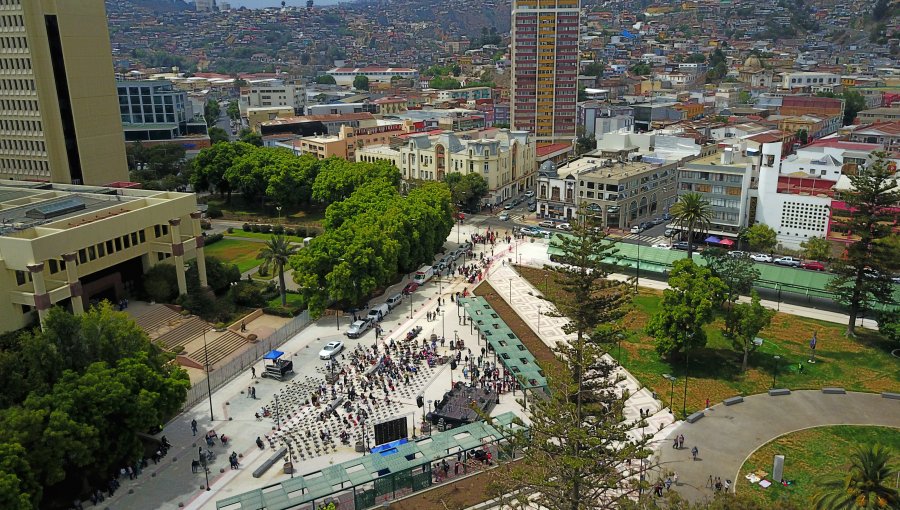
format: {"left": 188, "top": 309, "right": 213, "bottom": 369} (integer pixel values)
{"left": 0, "top": 182, "right": 206, "bottom": 333}
{"left": 536, "top": 156, "right": 678, "bottom": 227}
{"left": 510, "top": 0, "right": 580, "bottom": 142}
{"left": 0, "top": 0, "right": 128, "bottom": 185}
{"left": 355, "top": 129, "right": 537, "bottom": 204}
{"left": 274, "top": 123, "right": 408, "bottom": 161}
{"left": 239, "top": 79, "right": 304, "bottom": 117}
{"left": 577, "top": 102, "right": 634, "bottom": 140}
{"left": 436, "top": 87, "right": 492, "bottom": 102}
{"left": 848, "top": 122, "right": 900, "bottom": 151}
{"left": 116, "top": 80, "right": 210, "bottom": 152}
{"left": 780, "top": 71, "right": 840, "bottom": 90}
{"left": 677, "top": 148, "right": 755, "bottom": 236}
{"left": 325, "top": 67, "right": 419, "bottom": 87}
{"left": 856, "top": 107, "right": 900, "bottom": 124}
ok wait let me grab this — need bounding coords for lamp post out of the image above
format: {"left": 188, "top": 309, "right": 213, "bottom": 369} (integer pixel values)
{"left": 663, "top": 374, "right": 676, "bottom": 414}
{"left": 427, "top": 400, "right": 433, "bottom": 437}
{"left": 285, "top": 438, "right": 294, "bottom": 478}
{"left": 537, "top": 304, "right": 542, "bottom": 334}
{"left": 199, "top": 446, "right": 210, "bottom": 491}
{"left": 203, "top": 329, "right": 214, "bottom": 421}
{"left": 274, "top": 394, "right": 281, "bottom": 430}
{"left": 440, "top": 309, "right": 445, "bottom": 343}
{"left": 772, "top": 355, "right": 781, "bottom": 388}
{"left": 635, "top": 227, "right": 641, "bottom": 291}
{"left": 682, "top": 349, "right": 690, "bottom": 419}
{"left": 276, "top": 205, "right": 283, "bottom": 224}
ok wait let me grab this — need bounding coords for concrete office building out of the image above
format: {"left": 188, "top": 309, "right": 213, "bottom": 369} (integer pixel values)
{"left": 677, "top": 148, "right": 755, "bottom": 236}
{"left": 510, "top": 0, "right": 580, "bottom": 142}
{"left": 240, "top": 79, "right": 305, "bottom": 118}
{"left": 0, "top": 0, "right": 128, "bottom": 185}
{"left": 0, "top": 182, "right": 206, "bottom": 333}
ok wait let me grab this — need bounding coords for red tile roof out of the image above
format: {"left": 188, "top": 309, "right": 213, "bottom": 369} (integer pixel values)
{"left": 806, "top": 139, "right": 882, "bottom": 151}
{"left": 328, "top": 67, "right": 417, "bottom": 73}
{"left": 536, "top": 143, "right": 572, "bottom": 157}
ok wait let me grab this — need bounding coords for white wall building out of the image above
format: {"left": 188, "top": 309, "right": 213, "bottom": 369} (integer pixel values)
{"left": 325, "top": 67, "right": 419, "bottom": 87}
{"left": 239, "top": 79, "right": 304, "bottom": 117}
{"left": 780, "top": 71, "right": 840, "bottom": 90}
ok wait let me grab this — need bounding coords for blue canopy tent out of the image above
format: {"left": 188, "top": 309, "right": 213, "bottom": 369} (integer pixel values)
{"left": 704, "top": 235, "right": 721, "bottom": 244}
{"left": 262, "top": 350, "right": 293, "bottom": 380}
{"left": 263, "top": 350, "right": 285, "bottom": 360}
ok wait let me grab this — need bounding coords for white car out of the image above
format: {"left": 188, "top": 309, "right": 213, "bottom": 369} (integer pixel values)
{"left": 750, "top": 253, "right": 773, "bottom": 263}
{"left": 630, "top": 225, "right": 641, "bottom": 234}
{"left": 539, "top": 220, "right": 554, "bottom": 228}
{"left": 651, "top": 242, "right": 671, "bottom": 249}
{"left": 774, "top": 256, "right": 802, "bottom": 267}
{"left": 344, "top": 320, "right": 371, "bottom": 339}
{"left": 319, "top": 341, "right": 344, "bottom": 359}
{"left": 557, "top": 223, "right": 571, "bottom": 230}
{"left": 499, "top": 212, "right": 510, "bottom": 221}
{"left": 524, "top": 190, "right": 535, "bottom": 197}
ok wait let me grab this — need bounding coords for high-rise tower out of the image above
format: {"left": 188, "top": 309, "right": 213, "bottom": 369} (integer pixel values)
{"left": 0, "top": 0, "right": 128, "bottom": 185}
{"left": 510, "top": 0, "right": 580, "bottom": 143}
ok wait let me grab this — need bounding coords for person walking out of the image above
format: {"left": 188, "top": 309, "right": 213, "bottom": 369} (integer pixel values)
{"left": 691, "top": 446, "right": 699, "bottom": 460}
{"left": 251, "top": 366, "right": 256, "bottom": 378}
{"left": 673, "top": 471, "right": 678, "bottom": 487}
{"left": 191, "top": 418, "right": 198, "bottom": 436}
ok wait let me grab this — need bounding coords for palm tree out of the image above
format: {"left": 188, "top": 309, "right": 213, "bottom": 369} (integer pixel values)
{"left": 670, "top": 192, "right": 712, "bottom": 258}
{"left": 257, "top": 235, "right": 298, "bottom": 306}
{"left": 813, "top": 443, "right": 900, "bottom": 510}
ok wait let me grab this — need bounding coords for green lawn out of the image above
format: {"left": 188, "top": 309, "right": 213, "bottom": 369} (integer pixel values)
{"left": 518, "top": 266, "right": 900, "bottom": 416}
{"left": 226, "top": 230, "right": 308, "bottom": 244}
{"left": 205, "top": 195, "right": 325, "bottom": 225}
{"left": 738, "top": 426, "right": 900, "bottom": 507}
{"left": 267, "top": 293, "right": 304, "bottom": 308}
{"left": 204, "top": 239, "right": 264, "bottom": 273}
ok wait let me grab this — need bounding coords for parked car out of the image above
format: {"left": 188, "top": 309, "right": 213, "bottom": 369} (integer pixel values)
{"left": 319, "top": 341, "right": 345, "bottom": 359}
{"left": 664, "top": 228, "right": 676, "bottom": 237}
{"left": 749, "top": 253, "right": 773, "bottom": 263}
{"left": 524, "top": 190, "right": 535, "bottom": 197}
{"left": 801, "top": 260, "right": 826, "bottom": 271}
{"left": 630, "top": 225, "right": 641, "bottom": 234}
{"left": 402, "top": 282, "right": 419, "bottom": 295}
{"left": 504, "top": 203, "right": 514, "bottom": 210}
{"left": 345, "top": 320, "right": 371, "bottom": 339}
{"left": 539, "top": 220, "right": 554, "bottom": 228}
{"left": 385, "top": 293, "right": 403, "bottom": 309}
{"left": 728, "top": 251, "right": 747, "bottom": 258}
{"left": 774, "top": 256, "right": 802, "bottom": 267}
{"left": 521, "top": 227, "right": 541, "bottom": 236}
{"left": 651, "top": 242, "right": 671, "bottom": 249}
{"left": 652, "top": 217, "right": 665, "bottom": 225}
{"left": 498, "top": 212, "right": 510, "bottom": 221}
{"left": 557, "top": 223, "right": 571, "bottom": 230}
{"left": 528, "top": 204, "right": 537, "bottom": 212}
{"left": 672, "top": 241, "right": 690, "bottom": 250}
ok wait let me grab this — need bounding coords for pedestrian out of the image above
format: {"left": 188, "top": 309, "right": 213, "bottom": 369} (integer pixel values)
{"left": 191, "top": 418, "right": 198, "bottom": 436}
{"left": 707, "top": 474, "right": 713, "bottom": 488}
{"left": 678, "top": 434, "right": 685, "bottom": 449}
{"left": 247, "top": 386, "right": 252, "bottom": 397}
{"left": 251, "top": 366, "right": 256, "bottom": 378}
{"left": 241, "top": 320, "right": 246, "bottom": 332}
{"left": 673, "top": 471, "right": 678, "bottom": 486}
{"left": 705, "top": 397, "right": 710, "bottom": 409}
{"left": 664, "top": 476, "right": 672, "bottom": 491}
{"left": 691, "top": 446, "right": 699, "bottom": 461}
{"left": 672, "top": 437, "right": 678, "bottom": 449}
{"left": 251, "top": 386, "right": 257, "bottom": 399}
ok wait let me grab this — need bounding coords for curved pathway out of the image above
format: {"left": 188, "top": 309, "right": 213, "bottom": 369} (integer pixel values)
{"left": 655, "top": 390, "right": 900, "bottom": 502}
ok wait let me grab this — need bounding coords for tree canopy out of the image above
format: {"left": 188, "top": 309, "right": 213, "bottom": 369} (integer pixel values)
{"left": 444, "top": 172, "right": 489, "bottom": 213}
{"left": 745, "top": 223, "right": 777, "bottom": 253}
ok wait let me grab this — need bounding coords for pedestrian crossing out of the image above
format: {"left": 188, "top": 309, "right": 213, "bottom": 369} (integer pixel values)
{"left": 620, "top": 233, "right": 670, "bottom": 246}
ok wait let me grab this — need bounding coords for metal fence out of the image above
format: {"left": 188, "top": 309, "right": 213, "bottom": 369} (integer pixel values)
{"left": 183, "top": 310, "right": 311, "bottom": 411}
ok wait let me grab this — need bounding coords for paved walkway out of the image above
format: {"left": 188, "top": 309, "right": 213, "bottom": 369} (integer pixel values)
{"left": 655, "top": 390, "right": 900, "bottom": 502}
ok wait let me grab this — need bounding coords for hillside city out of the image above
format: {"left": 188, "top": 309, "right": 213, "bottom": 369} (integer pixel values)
{"left": 0, "top": 0, "right": 898, "bottom": 509}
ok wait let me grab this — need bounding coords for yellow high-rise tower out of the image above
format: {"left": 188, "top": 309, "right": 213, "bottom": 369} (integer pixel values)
{"left": 0, "top": 0, "right": 128, "bottom": 185}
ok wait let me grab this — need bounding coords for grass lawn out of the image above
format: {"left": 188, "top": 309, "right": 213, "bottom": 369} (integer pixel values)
{"left": 738, "top": 425, "right": 900, "bottom": 507}
{"left": 517, "top": 266, "right": 900, "bottom": 415}
{"left": 205, "top": 195, "right": 325, "bottom": 225}
{"left": 226, "top": 230, "right": 308, "bottom": 244}
{"left": 204, "top": 239, "right": 264, "bottom": 273}
{"left": 267, "top": 293, "right": 304, "bottom": 308}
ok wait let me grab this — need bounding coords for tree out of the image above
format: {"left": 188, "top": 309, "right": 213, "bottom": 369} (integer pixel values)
{"left": 575, "top": 135, "right": 597, "bottom": 155}
{"left": 818, "top": 90, "right": 868, "bottom": 126}
{"left": 142, "top": 263, "right": 179, "bottom": 302}
{"left": 800, "top": 236, "right": 832, "bottom": 261}
{"left": 204, "top": 99, "right": 220, "bottom": 127}
{"left": 878, "top": 309, "right": 900, "bottom": 345}
{"left": 190, "top": 141, "right": 256, "bottom": 200}
{"left": 795, "top": 129, "right": 808, "bottom": 145}
{"left": 583, "top": 61, "right": 604, "bottom": 77}
{"left": 745, "top": 223, "right": 777, "bottom": 253}
{"left": 630, "top": 62, "right": 651, "bottom": 76}
{"left": 813, "top": 443, "right": 900, "bottom": 510}
{"left": 187, "top": 256, "right": 240, "bottom": 294}
{"left": 738, "top": 90, "right": 752, "bottom": 104}
{"left": 723, "top": 291, "right": 774, "bottom": 372}
{"left": 226, "top": 101, "right": 241, "bottom": 121}
{"left": 208, "top": 126, "right": 230, "bottom": 145}
{"left": 826, "top": 152, "right": 900, "bottom": 336}
{"left": 873, "top": 0, "right": 892, "bottom": 22}
{"left": 353, "top": 75, "right": 369, "bottom": 90}
{"left": 314, "top": 75, "right": 336, "bottom": 85}
{"left": 238, "top": 128, "right": 263, "bottom": 147}
{"left": 258, "top": 235, "right": 298, "bottom": 306}
{"left": 701, "top": 248, "right": 759, "bottom": 304}
{"left": 670, "top": 192, "right": 712, "bottom": 257}
{"left": 444, "top": 172, "right": 488, "bottom": 213}
{"left": 647, "top": 259, "right": 726, "bottom": 358}
{"left": 493, "top": 209, "right": 641, "bottom": 510}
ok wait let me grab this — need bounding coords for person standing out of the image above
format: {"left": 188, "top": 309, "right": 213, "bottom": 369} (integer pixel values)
{"left": 251, "top": 366, "right": 256, "bottom": 378}
{"left": 691, "top": 446, "right": 699, "bottom": 461}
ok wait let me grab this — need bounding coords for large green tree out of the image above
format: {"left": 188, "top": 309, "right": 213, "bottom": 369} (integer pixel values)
{"left": 826, "top": 152, "right": 900, "bottom": 336}
{"left": 444, "top": 172, "right": 489, "bottom": 212}
{"left": 801, "top": 236, "right": 833, "bottom": 262}
{"left": 813, "top": 443, "right": 900, "bottom": 510}
{"left": 258, "top": 235, "right": 299, "bottom": 306}
{"left": 493, "top": 209, "right": 642, "bottom": 509}
{"left": 647, "top": 259, "right": 726, "bottom": 357}
{"left": 190, "top": 141, "right": 256, "bottom": 200}
{"left": 312, "top": 158, "right": 400, "bottom": 206}
{"left": 353, "top": 75, "right": 370, "bottom": 90}
{"left": 745, "top": 223, "right": 777, "bottom": 253}
{"left": 701, "top": 248, "right": 760, "bottom": 304}
{"left": 670, "top": 192, "right": 712, "bottom": 257}
{"left": 204, "top": 99, "right": 220, "bottom": 127}
{"left": 723, "top": 291, "right": 775, "bottom": 372}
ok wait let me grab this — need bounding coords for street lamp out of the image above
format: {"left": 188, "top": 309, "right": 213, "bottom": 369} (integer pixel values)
{"left": 772, "top": 355, "right": 781, "bottom": 388}
{"left": 682, "top": 349, "right": 690, "bottom": 419}
{"left": 537, "top": 304, "right": 542, "bottom": 334}
{"left": 276, "top": 205, "right": 283, "bottom": 224}
{"left": 663, "top": 374, "right": 676, "bottom": 414}
{"left": 203, "top": 328, "right": 214, "bottom": 421}
{"left": 635, "top": 226, "right": 641, "bottom": 291}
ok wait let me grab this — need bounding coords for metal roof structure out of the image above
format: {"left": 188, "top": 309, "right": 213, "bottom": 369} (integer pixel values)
{"left": 547, "top": 239, "right": 900, "bottom": 309}
{"left": 216, "top": 412, "right": 523, "bottom": 510}
{"left": 458, "top": 296, "right": 548, "bottom": 391}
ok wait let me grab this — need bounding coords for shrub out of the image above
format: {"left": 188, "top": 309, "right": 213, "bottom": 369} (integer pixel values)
{"left": 259, "top": 224, "right": 272, "bottom": 233}
{"left": 295, "top": 226, "right": 307, "bottom": 237}
{"left": 230, "top": 281, "right": 266, "bottom": 307}
{"left": 272, "top": 224, "right": 285, "bottom": 235}
{"left": 204, "top": 232, "right": 224, "bottom": 246}
{"left": 250, "top": 223, "right": 261, "bottom": 232}
{"left": 226, "top": 226, "right": 234, "bottom": 234}
{"left": 284, "top": 227, "right": 295, "bottom": 236}
{"left": 206, "top": 205, "right": 223, "bottom": 218}
{"left": 200, "top": 219, "right": 212, "bottom": 230}
{"left": 263, "top": 306, "right": 301, "bottom": 317}
{"left": 171, "top": 345, "right": 185, "bottom": 354}
{"left": 242, "top": 223, "right": 251, "bottom": 232}
{"left": 142, "top": 264, "right": 178, "bottom": 303}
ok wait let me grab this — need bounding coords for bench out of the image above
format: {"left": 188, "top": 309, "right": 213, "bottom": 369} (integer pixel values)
{"left": 883, "top": 392, "right": 900, "bottom": 400}
{"left": 252, "top": 447, "right": 287, "bottom": 478}
{"left": 723, "top": 396, "right": 744, "bottom": 406}
{"left": 685, "top": 411, "right": 704, "bottom": 423}
{"left": 822, "top": 387, "right": 846, "bottom": 394}
{"left": 768, "top": 388, "right": 791, "bottom": 396}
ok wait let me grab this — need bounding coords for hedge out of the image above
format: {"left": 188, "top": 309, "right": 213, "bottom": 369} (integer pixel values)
{"left": 204, "top": 233, "right": 224, "bottom": 245}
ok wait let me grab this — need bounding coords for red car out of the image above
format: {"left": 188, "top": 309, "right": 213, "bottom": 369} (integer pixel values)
{"left": 402, "top": 282, "right": 419, "bottom": 295}
{"left": 801, "top": 260, "right": 826, "bottom": 271}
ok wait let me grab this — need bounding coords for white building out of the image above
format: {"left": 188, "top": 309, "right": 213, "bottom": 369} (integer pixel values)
{"left": 325, "top": 67, "right": 419, "bottom": 87}
{"left": 239, "top": 79, "right": 304, "bottom": 117}
{"left": 780, "top": 71, "right": 840, "bottom": 90}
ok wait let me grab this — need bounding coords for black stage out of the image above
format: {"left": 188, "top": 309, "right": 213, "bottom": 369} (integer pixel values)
{"left": 426, "top": 383, "right": 497, "bottom": 428}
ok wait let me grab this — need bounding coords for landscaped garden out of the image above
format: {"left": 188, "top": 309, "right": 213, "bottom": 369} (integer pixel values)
{"left": 203, "top": 194, "right": 326, "bottom": 225}
{"left": 204, "top": 238, "right": 265, "bottom": 273}
{"left": 517, "top": 266, "right": 900, "bottom": 416}
{"left": 738, "top": 425, "right": 900, "bottom": 507}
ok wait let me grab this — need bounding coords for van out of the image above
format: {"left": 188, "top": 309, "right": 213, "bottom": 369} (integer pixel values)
{"left": 367, "top": 303, "right": 389, "bottom": 322}
{"left": 385, "top": 293, "right": 403, "bottom": 310}
{"left": 413, "top": 265, "right": 434, "bottom": 285}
